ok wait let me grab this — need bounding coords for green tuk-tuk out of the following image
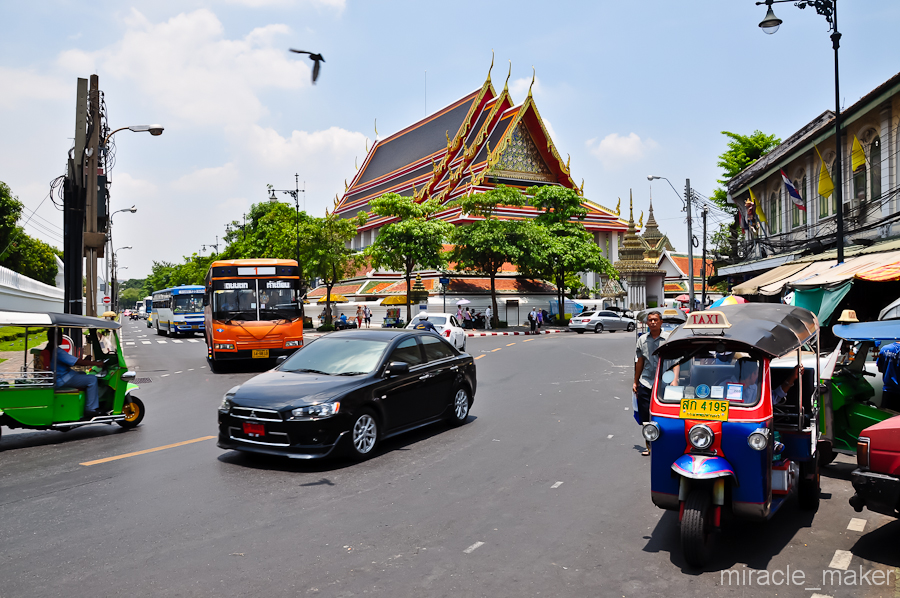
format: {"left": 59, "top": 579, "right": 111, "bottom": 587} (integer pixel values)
{"left": 0, "top": 310, "right": 144, "bottom": 441}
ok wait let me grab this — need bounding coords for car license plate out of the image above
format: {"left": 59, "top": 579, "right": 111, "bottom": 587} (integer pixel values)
{"left": 252, "top": 349, "right": 269, "bottom": 358}
{"left": 192, "top": 325, "right": 198, "bottom": 329}
{"left": 679, "top": 399, "right": 729, "bottom": 421}
{"left": 243, "top": 422, "right": 265, "bottom": 437}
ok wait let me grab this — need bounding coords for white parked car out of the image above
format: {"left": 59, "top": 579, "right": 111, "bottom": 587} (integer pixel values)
{"left": 406, "top": 313, "right": 467, "bottom": 351}
{"left": 568, "top": 310, "right": 636, "bottom": 334}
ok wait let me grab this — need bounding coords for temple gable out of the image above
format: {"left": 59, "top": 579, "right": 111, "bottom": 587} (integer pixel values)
{"left": 491, "top": 121, "right": 554, "bottom": 182}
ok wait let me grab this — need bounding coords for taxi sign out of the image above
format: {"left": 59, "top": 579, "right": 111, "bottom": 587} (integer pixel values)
{"left": 662, "top": 309, "right": 680, "bottom": 316}
{"left": 685, "top": 310, "right": 731, "bottom": 330}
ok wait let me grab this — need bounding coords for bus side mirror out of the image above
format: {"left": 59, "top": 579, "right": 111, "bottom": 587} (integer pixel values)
{"left": 202, "top": 296, "right": 209, "bottom": 306}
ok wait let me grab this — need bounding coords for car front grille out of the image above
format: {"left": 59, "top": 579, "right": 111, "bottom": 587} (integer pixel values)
{"left": 231, "top": 406, "right": 283, "bottom": 421}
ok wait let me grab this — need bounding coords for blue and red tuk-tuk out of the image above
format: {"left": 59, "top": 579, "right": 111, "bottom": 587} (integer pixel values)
{"left": 643, "top": 304, "right": 821, "bottom": 567}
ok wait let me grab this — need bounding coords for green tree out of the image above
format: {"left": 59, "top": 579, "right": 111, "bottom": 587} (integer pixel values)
{"left": 367, "top": 194, "right": 453, "bottom": 322}
{"left": 299, "top": 210, "right": 366, "bottom": 326}
{"left": 522, "top": 186, "right": 616, "bottom": 317}
{"left": 710, "top": 130, "right": 781, "bottom": 257}
{"left": 0, "top": 180, "right": 61, "bottom": 285}
{"left": 0, "top": 181, "right": 23, "bottom": 257}
{"left": 449, "top": 186, "right": 531, "bottom": 327}
{"left": 119, "top": 287, "right": 143, "bottom": 308}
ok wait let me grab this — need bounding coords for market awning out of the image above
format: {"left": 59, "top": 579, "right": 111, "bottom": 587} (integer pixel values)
{"left": 380, "top": 295, "right": 409, "bottom": 305}
{"left": 793, "top": 281, "right": 853, "bottom": 325}
{"left": 855, "top": 258, "right": 900, "bottom": 282}
{"left": 758, "top": 260, "right": 837, "bottom": 295}
{"left": 791, "top": 251, "right": 900, "bottom": 289}
{"left": 318, "top": 294, "right": 348, "bottom": 303}
{"left": 732, "top": 263, "right": 811, "bottom": 295}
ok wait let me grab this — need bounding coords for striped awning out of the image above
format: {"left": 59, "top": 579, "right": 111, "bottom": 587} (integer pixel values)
{"left": 855, "top": 262, "right": 900, "bottom": 282}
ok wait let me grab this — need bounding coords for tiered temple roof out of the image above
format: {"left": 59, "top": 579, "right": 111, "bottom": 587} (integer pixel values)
{"left": 334, "top": 62, "right": 628, "bottom": 234}
{"left": 615, "top": 192, "right": 665, "bottom": 276}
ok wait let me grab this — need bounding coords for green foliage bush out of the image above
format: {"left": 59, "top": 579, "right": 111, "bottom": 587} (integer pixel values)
{"left": 497, "top": 321, "right": 508, "bottom": 328}
{"left": 316, "top": 324, "right": 335, "bottom": 332}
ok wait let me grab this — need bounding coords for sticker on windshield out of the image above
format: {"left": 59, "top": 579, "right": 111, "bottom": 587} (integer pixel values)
{"left": 664, "top": 386, "right": 685, "bottom": 401}
{"left": 710, "top": 386, "right": 725, "bottom": 399}
{"left": 726, "top": 384, "right": 743, "bottom": 401}
{"left": 683, "top": 386, "right": 696, "bottom": 399}
{"left": 695, "top": 384, "right": 711, "bottom": 399}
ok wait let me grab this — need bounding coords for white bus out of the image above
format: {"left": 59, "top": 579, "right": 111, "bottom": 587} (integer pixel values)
{"left": 151, "top": 285, "right": 205, "bottom": 337}
{"left": 139, "top": 296, "right": 152, "bottom": 319}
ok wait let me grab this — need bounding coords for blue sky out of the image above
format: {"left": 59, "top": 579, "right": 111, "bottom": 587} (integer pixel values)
{"left": 3, "top": 0, "right": 899, "bottom": 279}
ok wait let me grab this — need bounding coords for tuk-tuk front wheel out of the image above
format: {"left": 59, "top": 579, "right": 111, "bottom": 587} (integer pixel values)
{"left": 117, "top": 397, "right": 145, "bottom": 429}
{"left": 681, "top": 489, "right": 714, "bottom": 567}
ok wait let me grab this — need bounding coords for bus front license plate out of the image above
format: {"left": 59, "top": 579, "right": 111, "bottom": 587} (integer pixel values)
{"left": 679, "top": 399, "right": 728, "bottom": 421}
{"left": 243, "top": 422, "right": 265, "bottom": 437}
{"left": 252, "top": 349, "right": 269, "bottom": 359}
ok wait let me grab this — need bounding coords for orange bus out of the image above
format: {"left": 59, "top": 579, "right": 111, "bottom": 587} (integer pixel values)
{"left": 204, "top": 259, "right": 304, "bottom": 372}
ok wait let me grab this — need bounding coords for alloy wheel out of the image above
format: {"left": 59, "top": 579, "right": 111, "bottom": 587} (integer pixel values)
{"left": 353, "top": 414, "right": 377, "bottom": 454}
{"left": 454, "top": 388, "right": 469, "bottom": 420}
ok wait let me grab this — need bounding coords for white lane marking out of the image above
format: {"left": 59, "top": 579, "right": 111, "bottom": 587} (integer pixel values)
{"left": 175, "top": 371, "right": 183, "bottom": 374}
{"left": 125, "top": 342, "right": 135, "bottom": 346}
{"left": 172, "top": 339, "right": 183, "bottom": 344}
{"left": 463, "top": 542, "right": 484, "bottom": 554}
{"left": 161, "top": 374, "right": 170, "bottom": 377}
{"left": 847, "top": 518, "right": 867, "bottom": 532}
{"left": 188, "top": 339, "right": 201, "bottom": 343}
{"left": 188, "top": 368, "right": 194, "bottom": 371}
{"left": 551, "top": 481, "right": 563, "bottom": 489}
{"left": 624, "top": 408, "right": 629, "bottom": 411}
{"left": 614, "top": 396, "right": 621, "bottom": 400}
{"left": 810, "top": 594, "right": 833, "bottom": 598}
{"left": 607, "top": 434, "right": 614, "bottom": 439}
{"left": 141, "top": 341, "right": 151, "bottom": 345}
{"left": 828, "top": 549, "right": 853, "bottom": 570}
{"left": 157, "top": 340, "right": 167, "bottom": 344}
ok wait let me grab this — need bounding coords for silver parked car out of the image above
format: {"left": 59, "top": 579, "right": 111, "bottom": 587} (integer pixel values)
{"left": 568, "top": 310, "right": 636, "bottom": 334}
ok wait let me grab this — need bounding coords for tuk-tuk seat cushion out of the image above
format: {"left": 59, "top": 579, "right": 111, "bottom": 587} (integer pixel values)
{"left": 56, "top": 387, "right": 83, "bottom": 394}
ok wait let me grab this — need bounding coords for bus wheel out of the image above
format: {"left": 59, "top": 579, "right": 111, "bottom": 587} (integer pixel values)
{"left": 208, "top": 358, "right": 221, "bottom": 373}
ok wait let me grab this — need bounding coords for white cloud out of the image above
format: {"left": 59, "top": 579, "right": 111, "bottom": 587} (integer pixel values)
{"left": 225, "top": 0, "right": 345, "bottom": 9}
{"left": 586, "top": 133, "right": 659, "bottom": 167}
{"left": 509, "top": 75, "right": 541, "bottom": 101}
{"left": 0, "top": 67, "right": 69, "bottom": 109}
{"left": 172, "top": 163, "right": 239, "bottom": 192}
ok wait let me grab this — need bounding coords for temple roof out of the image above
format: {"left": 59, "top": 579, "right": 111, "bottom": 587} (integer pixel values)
{"left": 615, "top": 191, "right": 665, "bottom": 275}
{"left": 334, "top": 64, "right": 629, "bottom": 234}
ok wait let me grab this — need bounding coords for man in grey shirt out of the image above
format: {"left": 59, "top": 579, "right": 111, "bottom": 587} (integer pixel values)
{"left": 634, "top": 311, "right": 670, "bottom": 455}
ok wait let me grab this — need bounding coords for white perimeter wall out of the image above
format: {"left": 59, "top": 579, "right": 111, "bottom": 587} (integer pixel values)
{"left": 0, "top": 265, "right": 64, "bottom": 313}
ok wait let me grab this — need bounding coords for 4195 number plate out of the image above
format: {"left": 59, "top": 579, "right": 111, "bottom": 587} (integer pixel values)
{"left": 679, "top": 399, "right": 728, "bottom": 421}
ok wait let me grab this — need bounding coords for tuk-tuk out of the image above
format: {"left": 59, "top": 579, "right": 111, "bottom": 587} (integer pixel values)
{"left": 820, "top": 320, "right": 900, "bottom": 462}
{"left": 0, "top": 310, "right": 144, "bottom": 441}
{"left": 644, "top": 304, "right": 821, "bottom": 567}
{"left": 635, "top": 307, "right": 687, "bottom": 339}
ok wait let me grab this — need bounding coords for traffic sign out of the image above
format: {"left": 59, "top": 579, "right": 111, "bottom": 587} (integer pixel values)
{"left": 439, "top": 277, "right": 450, "bottom": 285}
{"left": 102, "top": 296, "right": 111, "bottom": 304}
{"left": 59, "top": 335, "right": 74, "bottom": 355}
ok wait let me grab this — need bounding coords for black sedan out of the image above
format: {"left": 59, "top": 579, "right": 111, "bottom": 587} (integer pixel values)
{"left": 217, "top": 329, "right": 477, "bottom": 460}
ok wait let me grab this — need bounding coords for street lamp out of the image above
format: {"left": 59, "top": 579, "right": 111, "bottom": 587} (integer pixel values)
{"left": 103, "top": 125, "right": 165, "bottom": 145}
{"left": 107, "top": 206, "right": 137, "bottom": 309}
{"left": 755, "top": 0, "right": 845, "bottom": 263}
{"left": 269, "top": 174, "right": 307, "bottom": 315}
{"left": 112, "top": 246, "right": 132, "bottom": 311}
{"left": 649, "top": 175, "right": 696, "bottom": 310}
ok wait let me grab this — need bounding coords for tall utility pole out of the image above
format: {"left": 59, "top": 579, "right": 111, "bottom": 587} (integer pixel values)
{"left": 685, "top": 179, "right": 695, "bottom": 311}
{"left": 64, "top": 78, "right": 88, "bottom": 318}
{"left": 701, "top": 206, "right": 708, "bottom": 310}
{"left": 83, "top": 74, "right": 107, "bottom": 318}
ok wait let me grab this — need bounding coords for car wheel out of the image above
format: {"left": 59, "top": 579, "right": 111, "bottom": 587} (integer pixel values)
{"left": 575, "top": 330, "right": 584, "bottom": 334}
{"left": 117, "top": 397, "right": 145, "bottom": 429}
{"left": 594, "top": 323, "right": 604, "bottom": 334}
{"left": 348, "top": 409, "right": 378, "bottom": 460}
{"left": 627, "top": 323, "right": 636, "bottom": 332}
{"left": 449, "top": 386, "right": 471, "bottom": 427}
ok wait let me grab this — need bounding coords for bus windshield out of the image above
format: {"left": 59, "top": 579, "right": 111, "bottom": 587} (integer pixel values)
{"left": 213, "top": 279, "right": 301, "bottom": 321}
{"left": 173, "top": 295, "right": 203, "bottom": 314}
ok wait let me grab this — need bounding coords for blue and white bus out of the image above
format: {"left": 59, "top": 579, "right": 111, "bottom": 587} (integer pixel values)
{"left": 151, "top": 285, "right": 205, "bottom": 337}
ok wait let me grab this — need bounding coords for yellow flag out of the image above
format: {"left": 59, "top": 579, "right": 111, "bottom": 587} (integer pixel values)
{"left": 815, "top": 145, "right": 834, "bottom": 198}
{"left": 749, "top": 188, "right": 767, "bottom": 224}
{"left": 851, "top": 135, "right": 867, "bottom": 172}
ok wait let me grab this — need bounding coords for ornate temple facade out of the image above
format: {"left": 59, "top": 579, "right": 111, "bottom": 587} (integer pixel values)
{"left": 614, "top": 193, "right": 666, "bottom": 310}
{"left": 333, "top": 64, "right": 630, "bottom": 280}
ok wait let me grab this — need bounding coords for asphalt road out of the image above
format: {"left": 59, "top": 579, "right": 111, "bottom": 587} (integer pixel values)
{"left": 1, "top": 321, "right": 898, "bottom": 597}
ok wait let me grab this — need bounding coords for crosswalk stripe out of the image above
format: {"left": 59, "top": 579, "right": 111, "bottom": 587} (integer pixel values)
{"left": 157, "top": 340, "right": 167, "bottom": 344}
{"left": 188, "top": 339, "right": 200, "bottom": 343}
{"left": 141, "top": 341, "right": 151, "bottom": 345}
{"left": 172, "top": 340, "right": 183, "bottom": 344}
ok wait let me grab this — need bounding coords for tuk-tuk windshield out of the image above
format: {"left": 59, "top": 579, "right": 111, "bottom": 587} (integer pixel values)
{"left": 658, "top": 350, "right": 764, "bottom": 406}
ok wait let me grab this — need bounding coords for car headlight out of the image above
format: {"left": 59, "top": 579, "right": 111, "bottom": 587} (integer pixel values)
{"left": 688, "top": 424, "right": 714, "bottom": 450}
{"left": 290, "top": 402, "right": 340, "bottom": 420}
{"left": 285, "top": 340, "right": 301, "bottom": 347}
{"left": 748, "top": 428, "right": 769, "bottom": 451}
{"left": 219, "top": 386, "right": 239, "bottom": 412}
{"left": 215, "top": 343, "right": 235, "bottom": 350}
{"left": 642, "top": 422, "right": 660, "bottom": 442}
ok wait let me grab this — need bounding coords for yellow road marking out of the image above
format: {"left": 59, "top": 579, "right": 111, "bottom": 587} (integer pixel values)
{"left": 523, "top": 339, "right": 535, "bottom": 342}
{"left": 491, "top": 348, "right": 502, "bottom": 352}
{"left": 506, "top": 342, "right": 516, "bottom": 346}
{"left": 80, "top": 436, "right": 216, "bottom": 466}
{"left": 475, "top": 355, "right": 486, "bottom": 360}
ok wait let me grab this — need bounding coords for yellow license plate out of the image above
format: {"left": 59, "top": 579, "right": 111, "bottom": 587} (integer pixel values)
{"left": 252, "top": 349, "right": 269, "bottom": 359}
{"left": 679, "top": 399, "right": 729, "bottom": 421}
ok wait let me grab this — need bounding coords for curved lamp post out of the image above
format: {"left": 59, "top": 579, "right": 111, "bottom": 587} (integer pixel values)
{"left": 112, "top": 246, "right": 132, "bottom": 311}
{"left": 104, "top": 125, "right": 164, "bottom": 145}
{"left": 649, "top": 175, "right": 695, "bottom": 309}
{"left": 755, "top": 0, "right": 844, "bottom": 262}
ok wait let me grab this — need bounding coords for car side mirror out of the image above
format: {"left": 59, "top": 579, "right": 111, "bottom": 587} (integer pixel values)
{"left": 275, "top": 355, "right": 287, "bottom": 366}
{"left": 385, "top": 361, "right": 409, "bottom": 376}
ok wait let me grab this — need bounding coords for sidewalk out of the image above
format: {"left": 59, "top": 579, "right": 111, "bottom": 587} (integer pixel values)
{"left": 465, "top": 326, "right": 568, "bottom": 337}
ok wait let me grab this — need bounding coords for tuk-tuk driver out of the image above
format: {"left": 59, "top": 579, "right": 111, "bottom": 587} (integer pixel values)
{"left": 732, "top": 354, "right": 802, "bottom": 405}
{"left": 52, "top": 331, "right": 106, "bottom": 419}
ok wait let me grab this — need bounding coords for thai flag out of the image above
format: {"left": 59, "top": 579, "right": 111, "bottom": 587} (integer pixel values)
{"left": 781, "top": 170, "right": 806, "bottom": 210}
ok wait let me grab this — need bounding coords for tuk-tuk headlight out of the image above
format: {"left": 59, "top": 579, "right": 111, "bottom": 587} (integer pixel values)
{"left": 688, "top": 424, "right": 714, "bottom": 450}
{"left": 642, "top": 422, "right": 661, "bottom": 442}
{"left": 748, "top": 428, "right": 769, "bottom": 451}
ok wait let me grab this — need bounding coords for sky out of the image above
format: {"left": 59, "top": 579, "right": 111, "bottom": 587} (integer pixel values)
{"left": 3, "top": 0, "right": 900, "bottom": 281}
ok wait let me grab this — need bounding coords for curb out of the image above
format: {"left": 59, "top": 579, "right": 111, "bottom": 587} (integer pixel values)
{"left": 466, "top": 329, "right": 569, "bottom": 337}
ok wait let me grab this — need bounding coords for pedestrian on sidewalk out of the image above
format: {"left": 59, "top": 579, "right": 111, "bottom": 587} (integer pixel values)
{"left": 363, "top": 305, "right": 372, "bottom": 328}
{"left": 356, "top": 305, "right": 363, "bottom": 329}
{"left": 536, "top": 309, "right": 543, "bottom": 331}
{"left": 457, "top": 306, "right": 465, "bottom": 328}
{"left": 484, "top": 305, "right": 492, "bottom": 330}
{"left": 634, "top": 311, "right": 671, "bottom": 456}
{"left": 464, "top": 308, "right": 473, "bottom": 330}
{"left": 528, "top": 308, "right": 537, "bottom": 332}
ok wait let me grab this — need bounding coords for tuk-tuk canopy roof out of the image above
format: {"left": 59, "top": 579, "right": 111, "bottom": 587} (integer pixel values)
{"left": 657, "top": 304, "right": 817, "bottom": 359}
{"left": 0, "top": 310, "right": 121, "bottom": 330}
{"left": 832, "top": 320, "right": 900, "bottom": 342}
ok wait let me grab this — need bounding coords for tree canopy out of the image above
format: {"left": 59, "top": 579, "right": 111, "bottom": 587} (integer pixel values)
{"left": 0, "top": 180, "right": 62, "bottom": 286}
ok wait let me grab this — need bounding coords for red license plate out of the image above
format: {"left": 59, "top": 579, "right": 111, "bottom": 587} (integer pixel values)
{"left": 243, "top": 422, "right": 265, "bottom": 437}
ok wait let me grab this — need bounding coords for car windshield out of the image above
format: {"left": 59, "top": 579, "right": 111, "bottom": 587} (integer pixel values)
{"left": 279, "top": 337, "right": 389, "bottom": 375}
{"left": 410, "top": 316, "right": 448, "bottom": 326}
{"left": 657, "top": 350, "right": 763, "bottom": 406}
{"left": 173, "top": 295, "right": 203, "bottom": 314}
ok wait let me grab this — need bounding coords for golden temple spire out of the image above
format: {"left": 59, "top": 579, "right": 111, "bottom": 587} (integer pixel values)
{"left": 503, "top": 60, "right": 511, "bottom": 92}
{"left": 527, "top": 66, "right": 535, "bottom": 97}
{"left": 639, "top": 211, "right": 643, "bottom": 228}
{"left": 487, "top": 49, "right": 494, "bottom": 83}
{"left": 365, "top": 138, "right": 369, "bottom": 153}
{"left": 615, "top": 197, "right": 621, "bottom": 216}
{"left": 354, "top": 156, "right": 358, "bottom": 170}
{"left": 374, "top": 119, "right": 379, "bottom": 140}
{"left": 566, "top": 153, "right": 571, "bottom": 173}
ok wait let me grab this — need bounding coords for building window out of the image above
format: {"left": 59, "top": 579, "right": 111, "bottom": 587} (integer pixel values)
{"left": 769, "top": 192, "right": 779, "bottom": 234}
{"left": 791, "top": 177, "right": 807, "bottom": 228}
{"left": 871, "top": 136, "right": 881, "bottom": 203}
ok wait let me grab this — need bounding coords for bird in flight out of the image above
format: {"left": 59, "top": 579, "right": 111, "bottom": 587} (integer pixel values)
{"left": 289, "top": 50, "right": 325, "bottom": 83}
